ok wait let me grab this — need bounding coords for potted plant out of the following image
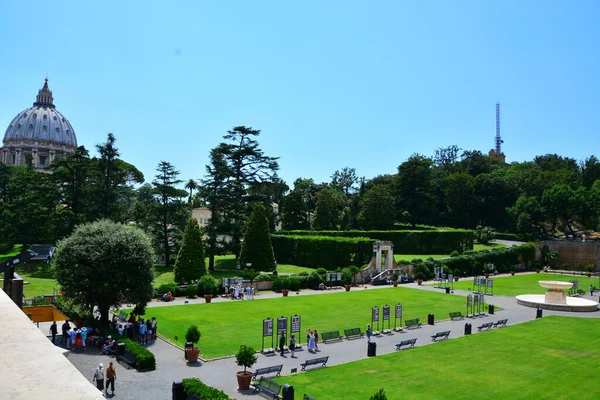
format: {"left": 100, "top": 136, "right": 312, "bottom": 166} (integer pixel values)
{"left": 511, "top": 270, "right": 516, "bottom": 276}
{"left": 585, "top": 264, "right": 594, "bottom": 277}
{"left": 416, "top": 272, "right": 424, "bottom": 286}
{"left": 280, "top": 278, "right": 290, "bottom": 297}
{"left": 185, "top": 285, "right": 197, "bottom": 299}
{"left": 341, "top": 269, "right": 352, "bottom": 291}
{"left": 235, "top": 345, "right": 258, "bottom": 390}
{"left": 453, "top": 269, "right": 460, "bottom": 282}
{"left": 392, "top": 271, "right": 399, "bottom": 287}
{"left": 185, "top": 325, "right": 201, "bottom": 363}
{"left": 199, "top": 275, "right": 217, "bottom": 303}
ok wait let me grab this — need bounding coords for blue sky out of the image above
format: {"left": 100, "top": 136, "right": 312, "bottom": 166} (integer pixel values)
{"left": 1, "top": 1, "right": 599, "bottom": 187}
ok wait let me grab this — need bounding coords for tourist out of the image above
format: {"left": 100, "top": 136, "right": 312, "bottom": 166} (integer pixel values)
{"left": 49, "top": 321, "right": 58, "bottom": 344}
{"left": 224, "top": 284, "right": 229, "bottom": 297}
{"left": 251, "top": 287, "right": 255, "bottom": 299}
{"left": 69, "top": 326, "right": 77, "bottom": 349}
{"left": 60, "top": 320, "right": 70, "bottom": 346}
{"left": 105, "top": 361, "right": 117, "bottom": 396}
{"left": 314, "top": 329, "right": 319, "bottom": 350}
{"left": 307, "top": 329, "right": 316, "bottom": 353}
{"left": 74, "top": 329, "right": 83, "bottom": 352}
{"left": 279, "top": 332, "right": 286, "bottom": 356}
{"left": 139, "top": 319, "right": 147, "bottom": 344}
{"left": 92, "top": 363, "right": 105, "bottom": 392}
{"left": 81, "top": 327, "right": 88, "bottom": 349}
{"left": 146, "top": 319, "right": 153, "bottom": 343}
{"left": 289, "top": 334, "right": 296, "bottom": 358}
{"left": 151, "top": 317, "right": 157, "bottom": 340}
{"left": 102, "top": 336, "right": 115, "bottom": 355}
{"left": 366, "top": 324, "right": 372, "bottom": 342}
{"left": 246, "top": 285, "right": 251, "bottom": 300}
{"left": 590, "top": 285, "right": 595, "bottom": 296}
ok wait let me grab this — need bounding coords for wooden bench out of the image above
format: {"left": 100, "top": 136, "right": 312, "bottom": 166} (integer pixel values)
{"left": 344, "top": 328, "right": 364, "bottom": 339}
{"left": 449, "top": 311, "right": 464, "bottom": 320}
{"left": 493, "top": 319, "right": 508, "bottom": 328}
{"left": 252, "top": 364, "right": 283, "bottom": 380}
{"left": 431, "top": 330, "right": 451, "bottom": 342}
{"left": 405, "top": 318, "right": 421, "bottom": 329}
{"left": 253, "top": 377, "right": 282, "bottom": 399}
{"left": 395, "top": 338, "right": 417, "bottom": 350}
{"left": 477, "top": 322, "right": 493, "bottom": 332}
{"left": 304, "top": 395, "right": 317, "bottom": 400}
{"left": 300, "top": 356, "right": 329, "bottom": 371}
{"left": 321, "top": 330, "right": 343, "bottom": 343}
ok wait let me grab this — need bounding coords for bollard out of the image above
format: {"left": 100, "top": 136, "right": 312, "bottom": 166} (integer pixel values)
{"left": 536, "top": 308, "right": 543, "bottom": 319}
{"left": 488, "top": 304, "right": 495, "bottom": 315}
{"left": 281, "top": 384, "right": 295, "bottom": 400}
{"left": 172, "top": 381, "right": 184, "bottom": 400}
{"left": 367, "top": 341, "right": 377, "bottom": 357}
{"left": 428, "top": 313, "right": 434, "bottom": 325}
{"left": 445, "top": 287, "right": 450, "bottom": 294}
{"left": 464, "top": 323, "right": 472, "bottom": 335}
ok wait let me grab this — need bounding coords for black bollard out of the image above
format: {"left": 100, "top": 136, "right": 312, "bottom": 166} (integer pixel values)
{"left": 536, "top": 308, "right": 543, "bottom": 319}
{"left": 464, "top": 323, "right": 472, "bottom": 335}
{"left": 488, "top": 304, "right": 495, "bottom": 314}
{"left": 172, "top": 381, "right": 185, "bottom": 400}
{"left": 428, "top": 313, "right": 434, "bottom": 325}
{"left": 282, "top": 384, "right": 295, "bottom": 400}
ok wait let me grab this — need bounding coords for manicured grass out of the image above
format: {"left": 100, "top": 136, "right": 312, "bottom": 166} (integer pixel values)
{"left": 153, "top": 255, "right": 241, "bottom": 288}
{"left": 275, "top": 316, "right": 600, "bottom": 399}
{"left": 141, "top": 287, "right": 469, "bottom": 359}
{"left": 277, "top": 264, "right": 314, "bottom": 275}
{"left": 472, "top": 242, "right": 506, "bottom": 251}
{"left": 0, "top": 244, "right": 22, "bottom": 263}
{"left": 449, "top": 273, "right": 598, "bottom": 296}
{"left": 22, "top": 277, "right": 59, "bottom": 297}
{"left": 395, "top": 253, "right": 448, "bottom": 261}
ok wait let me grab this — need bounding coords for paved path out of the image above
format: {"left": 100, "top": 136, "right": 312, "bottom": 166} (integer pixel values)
{"left": 58, "top": 278, "right": 600, "bottom": 399}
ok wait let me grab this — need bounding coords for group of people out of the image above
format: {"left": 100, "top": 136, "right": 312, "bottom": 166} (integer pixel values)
{"left": 225, "top": 284, "right": 255, "bottom": 300}
{"left": 92, "top": 361, "right": 117, "bottom": 396}
{"left": 53, "top": 320, "right": 96, "bottom": 351}
{"left": 123, "top": 314, "right": 158, "bottom": 345}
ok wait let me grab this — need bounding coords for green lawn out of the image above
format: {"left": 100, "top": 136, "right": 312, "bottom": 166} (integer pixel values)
{"left": 394, "top": 243, "right": 507, "bottom": 263}
{"left": 277, "top": 264, "right": 314, "bottom": 275}
{"left": 22, "top": 277, "right": 59, "bottom": 297}
{"left": 448, "top": 273, "right": 598, "bottom": 296}
{"left": 153, "top": 255, "right": 240, "bottom": 288}
{"left": 140, "top": 287, "right": 469, "bottom": 359}
{"left": 473, "top": 242, "right": 506, "bottom": 251}
{"left": 276, "top": 316, "right": 600, "bottom": 399}
{"left": 0, "top": 244, "right": 23, "bottom": 263}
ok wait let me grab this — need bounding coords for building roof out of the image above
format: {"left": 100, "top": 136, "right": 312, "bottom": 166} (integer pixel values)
{"left": 3, "top": 79, "right": 77, "bottom": 148}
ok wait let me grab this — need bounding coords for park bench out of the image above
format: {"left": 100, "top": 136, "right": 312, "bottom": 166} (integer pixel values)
{"left": 300, "top": 356, "right": 329, "bottom": 371}
{"left": 117, "top": 348, "right": 136, "bottom": 370}
{"left": 344, "top": 327, "right": 364, "bottom": 339}
{"left": 321, "top": 330, "right": 343, "bottom": 343}
{"left": 253, "top": 377, "right": 282, "bottom": 399}
{"left": 118, "top": 311, "right": 128, "bottom": 321}
{"left": 252, "top": 364, "right": 283, "bottom": 380}
{"left": 395, "top": 338, "right": 417, "bottom": 350}
{"left": 493, "top": 319, "right": 508, "bottom": 328}
{"left": 405, "top": 318, "right": 421, "bottom": 329}
{"left": 431, "top": 330, "right": 451, "bottom": 342}
{"left": 449, "top": 311, "right": 464, "bottom": 320}
{"left": 477, "top": 322, "right": 493, "bottom": 332}
{"left": 304, "top": 395, "right": 317, "bottom": 400}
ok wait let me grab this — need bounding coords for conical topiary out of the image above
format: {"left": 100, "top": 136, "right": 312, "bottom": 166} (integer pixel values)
{"left": 239, "top": 203, "right": 276, "bottom": 272}
{"left": 174, "top": 218, "right": 206, "bottom": 284}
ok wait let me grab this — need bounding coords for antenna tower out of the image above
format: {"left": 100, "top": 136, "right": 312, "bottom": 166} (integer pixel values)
{"left": 495, "top": 103, "right": 502, "bottom": 154}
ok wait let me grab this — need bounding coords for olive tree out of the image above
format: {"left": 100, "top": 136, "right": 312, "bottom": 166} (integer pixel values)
{"left": 54, "top": 219, "right": 154, "bottom": 324}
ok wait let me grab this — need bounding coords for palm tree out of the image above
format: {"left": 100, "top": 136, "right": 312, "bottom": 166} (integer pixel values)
{"left": 185, "top": 179, "right": 198, "bottom": 205}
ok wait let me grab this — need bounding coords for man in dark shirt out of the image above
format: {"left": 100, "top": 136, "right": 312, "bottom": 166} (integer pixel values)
{"left": 49, "top": 321, "right": 58, "bottom": 344}
{"left": 61, "top": 320, "right": 70, "bottom": 346}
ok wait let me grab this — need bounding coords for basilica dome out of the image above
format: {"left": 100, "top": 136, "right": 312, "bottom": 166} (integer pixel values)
{"left": 1, "top": 78, "right": 77, "bottom": 168}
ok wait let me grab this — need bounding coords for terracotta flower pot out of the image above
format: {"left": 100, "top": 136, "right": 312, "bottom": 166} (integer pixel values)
{"left": 454, "top": 277, "right": 459, "bottom": 282}
{"left": 511, "top": 271, "right": 516, "bottom": 276}
{"left": 417, "top": 279, "right": 423, "bottom": 286}
{"left": 393, "top": 281, "right": 398, "bottom": 287}
{"left": 186, "top": 347, "right": 200, "bottom": 363}
{"left": 345, "top": 284, "right": 351, "bottom": 292}
{"left": 204, "top": 294, "right": 213, "bottom": 303}
{"left": 236, "top": 371, "right": 253, "bottom": 390}
{"left": 282, "top": 289, "right": 289, "bottom": 297}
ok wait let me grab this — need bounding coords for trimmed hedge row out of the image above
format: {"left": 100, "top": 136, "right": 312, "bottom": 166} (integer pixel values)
{"left": 271, "top": 235, "right": 373, "bottom": 269}
{"left": 120, "top": 337, "right": 156, "bottom": 371}
{"left": 277, "top": 230, "right": 474, "bottom": 254}
{"left": 182, "top": 378, "right": 231, "bottom": 400}
{"left": 440, "top": 243, "right": 536, "bottom": 275}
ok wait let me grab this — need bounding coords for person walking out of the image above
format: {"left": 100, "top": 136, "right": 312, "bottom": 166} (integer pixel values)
{"left": 307, "top": 329, "right": 316, "bottom": 353}
{"left": 366, "top": 324, "right": 372, "bottom": 342}
{"left": 289, "top": 334, "right": 296, "bottom": 358}
{"left": 105, "top": 361, "right": 117, "bottom": 396}
{"left": 61, "top": 320, "right": 70, "bottom": 346}
{"left": 279, "top": 332, "right": 286, "bottom": 356}
{"left": 92, "top": 363, "right": 105, "bottom": 392}
{"left": 49, "top": 321, "right": 58, "bottom": 344}
{"left": 314, "top": 329, "right": 319, "bottom": 350}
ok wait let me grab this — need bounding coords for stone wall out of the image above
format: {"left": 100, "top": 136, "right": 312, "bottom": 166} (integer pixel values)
{"left": 542, "top": 241, "right": 600, "bottom": 270}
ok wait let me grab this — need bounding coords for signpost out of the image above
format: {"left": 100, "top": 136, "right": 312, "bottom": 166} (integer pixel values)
{"left": 466, "top": 294, "right": 473, "bottom": 318}
{"left": 262, "top": 318, "right": 274, "bottom": 353}
{"left": 382, "top": 304, "right": 391, "bottom": 333}
{"left": 371, "top": 306, "right": 380, "bottom": 334}
{"left": 290, "top": 315, "right": 301, "bottom": 345}
{"left": 394, "top": 303, "right": 403, "bottom": 331}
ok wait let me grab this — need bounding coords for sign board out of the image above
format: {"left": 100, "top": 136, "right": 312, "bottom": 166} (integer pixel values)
{"left": 237, "top": 277, "right": 243, "bottom": 286}
{"left": 474, "top": 294, "right": 479, "bottom": 306}
{"left": 326, "top": 273, "right": 331, "bottom": 282}
{"left": 263, "top": 318, "right": 273, "bottom": 337}
{"left": 372, "top": 306, "right": 379, "bottom": 322}
{"left": 291, "top": 315, "right": 301, "bottom": 333}
{"left": 395, "top": 303, "right": 402, "bottom": 319}
{"left": 487, "top": 279, "right": 493, "bottom": 288}
{"left": 277, "top": 317, "right": 287, "bottom": 334}
{"left": 336, "top": 272, "right": 342, "bottom": 282}
{"left": 383, "top": 305, "right": 390, "bottom": 321}
{"left": 230, "top": 277, "right": 237, "bottom": 286}
{"left": 467, "top": 294, "right": 472, "bottom": 307}
{"left": 222, "top": 278, "right": 228, "bottom": 288}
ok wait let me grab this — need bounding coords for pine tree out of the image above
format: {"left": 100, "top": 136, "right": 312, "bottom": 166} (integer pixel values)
{"left": 239, "top": 203, "right": 276, "bottom": 272}
{"left": 174, "top": 218, "right": 206, "bottom": 284}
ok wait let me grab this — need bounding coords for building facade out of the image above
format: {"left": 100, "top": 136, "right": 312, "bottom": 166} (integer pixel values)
{"left": 1, "top": 79, "right": 77, "bottom": 168}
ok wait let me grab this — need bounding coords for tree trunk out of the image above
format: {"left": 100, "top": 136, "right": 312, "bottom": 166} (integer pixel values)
{"left": 99, "top": 304, "right": 110, "bottom": 325}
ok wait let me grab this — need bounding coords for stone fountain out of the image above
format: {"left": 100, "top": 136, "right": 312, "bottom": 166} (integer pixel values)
{"left": 516, "top": 280, "right": 598, "bottom": 312}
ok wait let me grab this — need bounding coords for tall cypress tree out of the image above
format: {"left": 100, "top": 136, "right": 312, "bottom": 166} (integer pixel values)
{"left": 174, "top": 217, "right": 206, "bottom": 284}
{"left": 239, "top": 203, "right": 276, "bottom": 272}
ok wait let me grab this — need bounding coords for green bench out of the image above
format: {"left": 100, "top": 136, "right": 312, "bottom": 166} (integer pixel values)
{"left": 395, "top": 338, "right": 417, "bottom": 350}
{"left": 449, "top": 311, "right": 464, "bottom": 320}
{"left": 304, "top": 395, "right": 317, "bottom": 400}
{"left": 431, "top": 330, "right": 451, "bottom": 342}
{"left": 253, "top": 377, "right": 282, "bottom": 399}
{"left": 344, "top": 327, "right": 364, "bottom": 339}
{"left": 493, "top": 319, "right": 508, "bottom": 328}
{"left": 321, "top": 330, "right": 343, "bottom": 343}
{"left": 300, "top": 356, "right": 329, "bottom": 371}
{"left": 405, "top": 318, "right": 421, "bottom": 329}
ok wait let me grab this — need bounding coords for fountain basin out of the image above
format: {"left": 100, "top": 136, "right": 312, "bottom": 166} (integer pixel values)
{"left": 538, "top": 281, "right": 573, "bottom": 290}
{"left": 516, "top": 294, "right": 598, "bottom": 312}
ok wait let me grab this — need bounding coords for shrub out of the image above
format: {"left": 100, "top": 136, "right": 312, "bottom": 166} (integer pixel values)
{"left": 157, "top": 283, "right": 176, "bottom": 294}
{"left": 174, "top": 217, "right": 206, "bottom": 284}
{"left": 255, "top": 273, "right": 272, "bottom": 281}
{"left": 273, "top": 277, "right": 290, "bottom": 291}
{"left": 298, "top": 271, "right": 309, "bottom": 276}
{"left": 186, "top": 325, "right": 201, "bottom": 344}
{"left": 453, "top": 269, "right": 460, "bottom": 277}
{"left": 341, "top": 268, "right": 352, "bottom": 285}
{"left": 239, "top": 203, "right": 277, "bottom": 272}
{"left": 235, "top": 345, "right": 258, "bottom": 373}
{"left": 120, "top": 337, "right": 156, "bottom": 370}
{"left": 450, "top": 250, "right": 460, "bottom": 257}
{"left": 30, "top": 265, "right": 55, "bottom": 279}
{"left": 197, "top": 274, "right": 218, "bottom": 296}
{"left": 182, "top": 378, "right": 231, "bottom": 400}
{"left": 185, "top": 285, "right": 197, "bottom": 298}
{"left": 316, "top": 268, "right": 327, "bottom": 276}
{"left": 370, "top": 388, "right": 388, "bottom": 400}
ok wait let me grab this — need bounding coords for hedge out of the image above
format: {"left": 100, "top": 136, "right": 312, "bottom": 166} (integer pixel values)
{"left": 120, "top": 337, "right": 156, "bottom": 371}
{"left": 271, "top": 235, "right": 373, "bottom": 269}
{"left": 440, "top": 242, "right": 537, "bottom": 276}
{"left": 276, "top": 230, "right": 474, "bottom": 254}
{"left": 182, "top": 378, "right": 231, "bottom": 400}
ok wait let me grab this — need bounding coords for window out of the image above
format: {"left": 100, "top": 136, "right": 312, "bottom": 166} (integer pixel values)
{"left": 39, "top": 156, "right": 47, "bottom": 166}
